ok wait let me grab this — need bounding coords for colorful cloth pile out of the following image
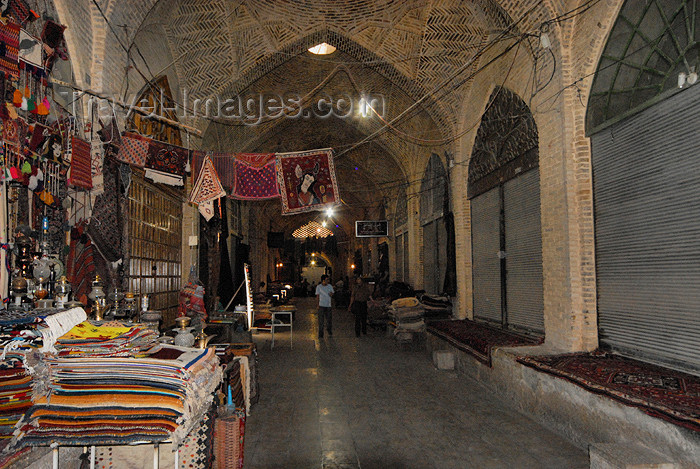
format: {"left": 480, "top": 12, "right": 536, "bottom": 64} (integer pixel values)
{"left": 52, "top": 321, "right": 160, "bottom": 358}
{"left": 0, "top": 356, "right": 32, "bottom": 448}
{"left": 11, "top": 345, "right": 222, "bottom": 448}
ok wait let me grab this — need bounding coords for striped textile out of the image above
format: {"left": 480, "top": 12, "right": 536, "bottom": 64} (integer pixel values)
{"left": 69, "top": 136, "right": 92, "bottom": 189}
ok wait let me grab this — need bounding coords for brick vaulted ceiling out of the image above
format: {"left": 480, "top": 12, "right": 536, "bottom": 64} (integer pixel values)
{"left": 128, "top": 0, "right": 521, "bottom": 224}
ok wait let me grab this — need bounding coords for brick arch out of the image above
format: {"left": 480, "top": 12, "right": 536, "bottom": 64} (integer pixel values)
{"left": 467, "top": 86, "right": 538, "bottom": 198}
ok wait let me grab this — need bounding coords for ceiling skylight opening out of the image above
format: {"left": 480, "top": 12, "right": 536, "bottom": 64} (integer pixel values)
{"left": 308, "top": 43, "right": 336, "bottom": 55}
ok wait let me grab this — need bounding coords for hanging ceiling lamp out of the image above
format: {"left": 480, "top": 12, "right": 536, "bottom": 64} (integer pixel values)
{"left": 308, "top": 43, "right": 336, "bottom": 55}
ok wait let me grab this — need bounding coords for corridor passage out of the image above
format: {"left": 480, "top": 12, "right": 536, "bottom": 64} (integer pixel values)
{"left": 244, "top": 298, "right": 589, "bottom": 469}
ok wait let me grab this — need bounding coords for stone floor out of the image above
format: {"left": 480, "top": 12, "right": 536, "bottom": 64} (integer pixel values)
{"left": 244, "top": 298, "right": 589, "bottom": 469}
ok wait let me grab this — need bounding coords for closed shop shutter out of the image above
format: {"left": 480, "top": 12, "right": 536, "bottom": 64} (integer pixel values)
{"left": 591, "top": 83, "right": 700, "bottom": 372}
{"left": 423, "top": 221, "right": 437, "bottom": 294}
{"left": 403, "top": 233, "right": 409, "bottom": 282}
{"left": 395, "top": 233, "right": 404, "bottom": 282}
{"left": 472, "top": 187, "right": 501, "bottom": 322}
{"left": 504, "top": 169, "right": 543, "bottom": 332}
{"left": 438, "top": 218, "right": 447, "bottom": 294}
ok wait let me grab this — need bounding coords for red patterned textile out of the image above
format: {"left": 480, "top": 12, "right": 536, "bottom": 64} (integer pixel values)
{"left": 116, "top": 132, "right": 148, "bottom": 167}
{"left": 427, "top": 319, "right": 542, "bottom": 366}
{"left": 275, "top": 148, "right": 339, "bottom": 214}
{"left": 0, "top": 20, "right": 19, "bottom": 79}
{"left": 69, "top": 136, "right": 92, "bottom": 189}
{"left": 145, "top": 139, "right": 187, "bottom": 178}
{"left": 233, "top": 153, "right": 278, "bottom": 200}
{"left": 517, "top": 351, "right": 700, "bottom": 432}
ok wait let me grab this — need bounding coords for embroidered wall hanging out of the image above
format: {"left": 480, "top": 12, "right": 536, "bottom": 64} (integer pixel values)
{"left": 192, "top": 151, "right": 234, "bottom": 191}
{"left": 189, "top": 155, "right": 226, "bottom": 221}
{"left": 276, "top": 148, "right": 339, "bottom": 215}
{"left": 232, "top": 153, "right": 278, "bottom": 200}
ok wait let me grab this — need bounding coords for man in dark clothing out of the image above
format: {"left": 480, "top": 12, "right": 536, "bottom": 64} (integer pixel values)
{"left": 348, "top": 276, "right": 372, "bottom": 337}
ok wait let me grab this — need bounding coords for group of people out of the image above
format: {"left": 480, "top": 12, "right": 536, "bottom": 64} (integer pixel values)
{"left": 315, "top": 274, "right": 373, "bottom": 338}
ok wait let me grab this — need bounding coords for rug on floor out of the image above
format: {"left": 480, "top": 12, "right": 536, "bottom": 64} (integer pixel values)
{"left": 427, "top": 319, "right": 542, "bottom": 366}
{"left": 516, "top": 351, "right": 700, "bottom": 432}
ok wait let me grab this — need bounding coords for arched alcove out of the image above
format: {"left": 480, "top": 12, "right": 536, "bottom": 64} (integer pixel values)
{"left": 468, "top": 86, "right": 543, "bottom": 334}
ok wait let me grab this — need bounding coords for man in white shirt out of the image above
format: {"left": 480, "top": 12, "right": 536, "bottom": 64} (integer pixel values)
{"left": 315, "top": 274, "right": 335, "bottom": 338}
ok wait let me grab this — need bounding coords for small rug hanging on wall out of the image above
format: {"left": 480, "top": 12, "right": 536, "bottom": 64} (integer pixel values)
{"left": 190, "top": 155, "right": 226, "bottom": 221}
{"left": 0, "top": 20, "right": 20, "bottom": 80}
{"left": 68, "top": 136, "right": 92, "bottom": 190}
{"left": 232, "top": 153, "right": 278, "bottom": 200}
{"left": 116, "top": 132, "right": 149, "bottom": 167}
{"left": 145, "top": 138, "right": 187, "bottom": 186}
{"left": 276, "top": 148, "right": 339, "bottom": 215}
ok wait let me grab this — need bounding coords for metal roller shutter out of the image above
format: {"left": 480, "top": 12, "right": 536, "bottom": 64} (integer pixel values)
{"left": 403, "top": 233, "right": 409, "bottom": 282}
{"left": 438, "top": 219, "right": 447, "bottom": 293}
{"left": 504, "top": 170, "right": 544, "bottom": 332}
{"left": 423, "top": 222, "right": 436, "bottom": 293}
{"left": 592, "top": 83, "right": 700, "bottom": 372}
{"left": 395, "top": 233, "right": 404, "bottom": 282}
{"left": 472, "top": 187, "right": 501, "bottom": 322}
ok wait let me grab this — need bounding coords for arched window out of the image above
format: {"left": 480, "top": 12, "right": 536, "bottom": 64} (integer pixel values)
{"left": 587, "top": 0, "right": 700, "bottom": 134}
{"left": 127, "top": 76, "right": 182, "bottom": 145}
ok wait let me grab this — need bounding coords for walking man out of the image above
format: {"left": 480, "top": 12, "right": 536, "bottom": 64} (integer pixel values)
{"left": 316, "top": 274, "right": 334, "bottom": 338}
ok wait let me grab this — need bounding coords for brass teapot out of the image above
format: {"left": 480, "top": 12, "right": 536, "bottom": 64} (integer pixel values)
{"left": 194, "top": 329, "right": 215, "bottom": 349}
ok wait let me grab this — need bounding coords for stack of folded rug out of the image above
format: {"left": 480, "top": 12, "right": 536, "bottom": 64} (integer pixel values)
{"left": 419, "top": 294, "right": 453, "bottom": 319}
{"left": 11, "top": 343, "right": 222, "bottom": 449}
{"left": 0, "top": 356, "right": 32, "bottom": 449}
{"left": 388, "top": 297, "right": 425, "bottom": 340}
{"left": 52, "top": 320, "right": 160, "bottom": 358}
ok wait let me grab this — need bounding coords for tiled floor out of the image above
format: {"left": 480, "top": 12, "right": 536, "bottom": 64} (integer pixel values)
{"left": 244, "top": 298, "right": 589, "bottom": 469}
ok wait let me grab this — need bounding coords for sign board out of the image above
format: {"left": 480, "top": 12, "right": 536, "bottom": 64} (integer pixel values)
{"left": 355, "top": 220, "right": 389, "bottom": 237}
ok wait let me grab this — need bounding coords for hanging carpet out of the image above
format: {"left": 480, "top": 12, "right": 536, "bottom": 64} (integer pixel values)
{"left": 189, "top": 155, "right": 225, "bottom": 221}
{"left": 68, "top": 136, "right": 92, "bottom": 190}
{"left": 427, "top": 319, "right": 542, "bottom": 366}
{"left": 276, "top": 148, "right": 339, "bottom": 215}
{"left": 87, "top": 157, "right": 122, "bottom": 263}
{"left": 516, "top": 352, "right": 700, "bottom": 433}
{"left": 231, "top": 153, "right": 278, "bottom": 200}
{"left": 145, "top": 139, "right": 187, "bottom": 185}
{"left": 0, "top": 20, "right": 20, "bottom": 80}
{"left": 116, "top": 132, "right": 149, "bottom": 167}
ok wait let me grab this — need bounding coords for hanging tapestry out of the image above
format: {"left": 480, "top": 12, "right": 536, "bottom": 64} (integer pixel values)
{"left": 276, "top": 148, "right": 339, "bottom": 215}
{"left": 191, "top": 151, "right": 234, "bottom": 190}
{"left": 2, "top": 118, "right": 19, "bottom": 147}
{"left": 87, "top": 158, "right": 122, "bottom": 263}
{"left": 115, "top": 132, "right": 148, "bottom": 167}
{"left": 232, "top": 153, "right": 278, "bottom": 200}
{"left": 146, "top": 139, "right": 187, "bottom": 177}
{"left": 189, "top": 155, "right": 226, "bottom": 221}
{"left": 68, "top": 136, "right": 92, "bottom": 190}
{"left": 0, "top": 20, "right": 19, "bottom": 80}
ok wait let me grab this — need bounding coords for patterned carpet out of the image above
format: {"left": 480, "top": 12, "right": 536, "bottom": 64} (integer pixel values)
{"left": 517, "top": 352, "right": 700, "bottom": 432}
{"left": 427, "top": 319, "right": 542, "bottom": 366}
